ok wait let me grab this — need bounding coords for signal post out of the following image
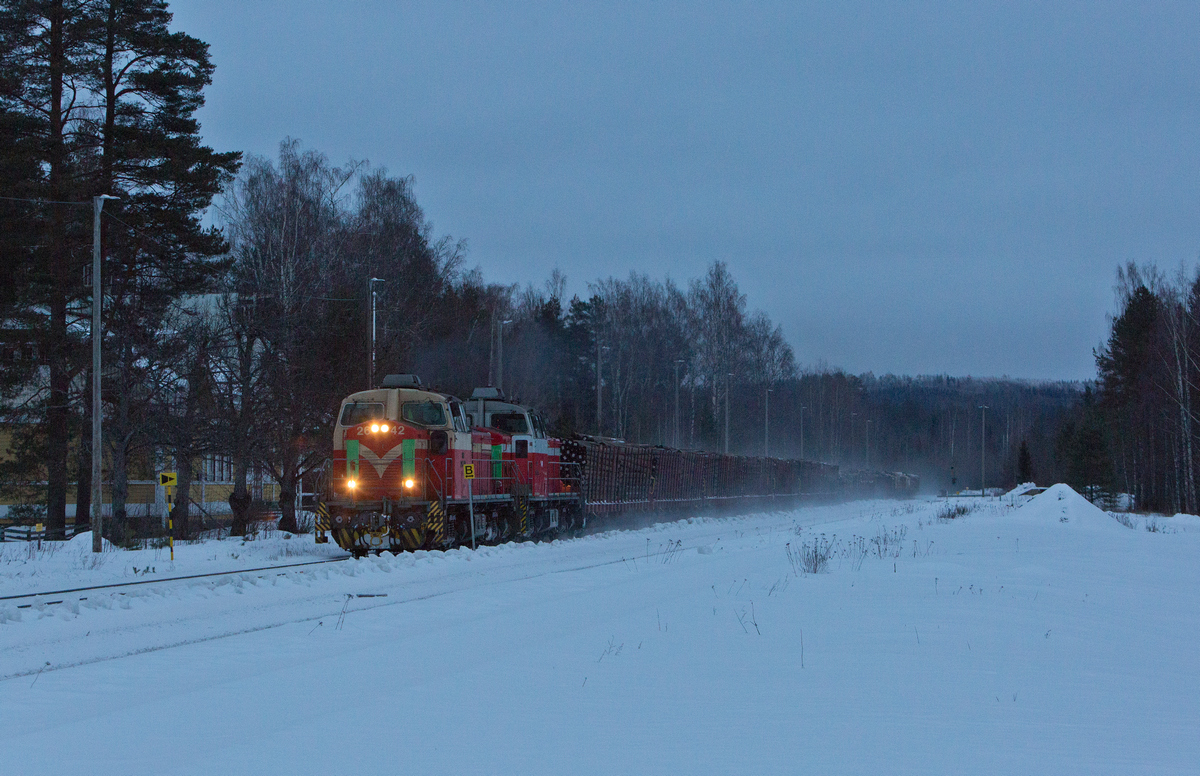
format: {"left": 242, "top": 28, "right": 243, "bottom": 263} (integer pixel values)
{"left": 463, "top": 463, "right": 476, "bottom": 550}
{"left": 160, "top": 471, "right": 177, "bottom": 560}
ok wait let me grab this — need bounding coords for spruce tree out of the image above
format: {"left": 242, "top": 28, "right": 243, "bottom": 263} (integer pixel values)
{"left": 1017, "top": 440, "right": 1033, "bottom": 484}
{"left": 0, "top": 0, "right": 98, "bottom": 537}
{"left": 89, "top": 0, "right": 239, "bottom": 529}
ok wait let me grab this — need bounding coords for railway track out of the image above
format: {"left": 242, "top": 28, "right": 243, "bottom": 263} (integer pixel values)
{"left": 0, "top": 556, "right": 351, "bottom": 609}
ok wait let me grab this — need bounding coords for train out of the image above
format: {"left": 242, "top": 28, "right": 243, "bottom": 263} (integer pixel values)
{"left": 315, "top": 374, "right": 919, "bottom": 555}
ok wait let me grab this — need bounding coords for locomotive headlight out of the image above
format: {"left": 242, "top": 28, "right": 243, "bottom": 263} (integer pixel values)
{"left": 404, "top": 478, "right": 415, "bottom": 489}
{"left": 347, "top": 479, "right": 357, "bottom": 490}
{"left": 379, "top": 423, "right": 389, "bottom": 433}
{"left": 370, "top": 423, "right": 380, "bottom": 433}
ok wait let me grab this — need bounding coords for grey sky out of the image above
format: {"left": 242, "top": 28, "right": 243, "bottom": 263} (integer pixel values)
{"left": 171, "top": 1, "right": 1200, "bottom": 381}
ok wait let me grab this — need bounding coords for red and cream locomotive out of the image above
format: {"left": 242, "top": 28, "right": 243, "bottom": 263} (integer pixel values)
{"left": 317, "top": 375, "right": 579, "bottom": 554}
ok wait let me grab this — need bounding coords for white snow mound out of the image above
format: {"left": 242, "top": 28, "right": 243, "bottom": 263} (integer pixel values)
{"left": 1005, "top": 481, "right": 1039, "bottom": 498}
{"left": 65, "top": 531, "right": 118, "bottom": 551}
{"left": 1168, "top": 513, "right": 1200, "bottom": 532}
{"left": 1014, "top": 483, "right": 1122, "bottom": 531}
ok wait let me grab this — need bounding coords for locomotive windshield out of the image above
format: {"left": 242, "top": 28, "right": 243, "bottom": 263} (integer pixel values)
{"left": 449, "top": 401, "right": 468, "bottom": 432}
{"left": 340, "top": 401, "right": 385, "bottom": 426}
{"left": 402, "top": 401, "right": 447, "bottom": 427}
{"left": 490, "top": 412, "right": 529, "bottom": 434}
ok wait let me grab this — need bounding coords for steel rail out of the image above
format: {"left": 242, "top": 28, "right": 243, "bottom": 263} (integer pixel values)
{"left": 0, "top": 556, "right": 351, "bottom": 604}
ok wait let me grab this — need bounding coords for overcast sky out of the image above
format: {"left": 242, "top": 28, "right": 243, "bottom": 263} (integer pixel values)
{"left": 170, "top": 1, "right": 1200, "bottom": 381}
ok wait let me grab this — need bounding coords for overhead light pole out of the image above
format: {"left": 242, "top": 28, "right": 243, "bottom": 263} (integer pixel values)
{"left": 369, "top": 277, "right": 384, "bottom": 388}
{"left": 764, "top": 386, "right": 772, "bottom": 457}
{"left": 596, "top": 341, "right": 610, "bottom": 436}
{"left": 674, "top": 359, "right": 684, "bottom": 448}
{"left": 850, "top": 411, "right": 858, "bottom": 467}
{"left": 497, "top": 319, "right": 513, "bottom": 394}
{"left": 725, "top": 373, "right": 733, "bottom": 454}
{"left": 979, "top": 404, "right": 989, "bottom": 497}
{"left": 91, "top": 194, "right": 118, "bottom": 553}
{"left": 799, "top": 405, "right": 807, "bottom": 460}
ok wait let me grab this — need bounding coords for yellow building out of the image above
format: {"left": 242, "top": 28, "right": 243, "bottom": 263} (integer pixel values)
{"left": 0, "top": 426, "right": 279, "bottom": 527}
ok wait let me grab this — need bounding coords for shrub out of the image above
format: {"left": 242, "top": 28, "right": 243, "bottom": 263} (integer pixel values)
{"left": 787, "top": 536, "right": 833, "bottom": 575}
{"left": 295, "top": 511, "right": 315, "bottom": 534}
{"left": 7, "top": 503, "right": 46, "bottom": 525}
{"left": 937, "top": 503, "right": 974, "bottom": 521}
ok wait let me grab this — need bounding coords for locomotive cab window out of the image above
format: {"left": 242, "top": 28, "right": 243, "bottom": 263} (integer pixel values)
{"left": 340, "top": 401, "right": 385, "bottom": 426}
{"left": 402, "top": 401, "right": 447, "bottom": 427}
{"left": 490, "top": 412, "right": 529, "bottom": 434}
{"left": 449, "top": 401, "right": 468, "bottom": 433}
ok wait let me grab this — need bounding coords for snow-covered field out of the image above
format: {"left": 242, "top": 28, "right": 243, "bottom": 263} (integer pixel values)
{"left": 2, "top": 487, "right": 1198, "bottom": 775}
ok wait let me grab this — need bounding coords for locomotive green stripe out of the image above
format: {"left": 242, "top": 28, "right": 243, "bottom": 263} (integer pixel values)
{"left": 402, "top": 439, "right": 416, "bottom": 477}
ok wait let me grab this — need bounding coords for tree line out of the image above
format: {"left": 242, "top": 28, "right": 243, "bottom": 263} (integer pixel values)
{"left": 1065, "top": 262, "right": 1200, "bottom": 513}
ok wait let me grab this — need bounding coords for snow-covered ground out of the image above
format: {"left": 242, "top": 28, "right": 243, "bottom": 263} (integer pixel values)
{"left": 0, "top": 525, "right": 347, "bottom": 598}
{"left": 2, "top": 487, "right": 1198, "bottom": 775}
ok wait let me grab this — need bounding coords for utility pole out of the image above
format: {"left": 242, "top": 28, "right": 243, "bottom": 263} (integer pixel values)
{"left": 979, "top": 404, "right": 989, "bottom": 497}
{"left": 850, "top": 411, "right": 858, "bottom": 467}
{"left": 596, "top": 339, "right": 608, "bottom": 436}
{"left": 764, "top": 387, "right": 772, "bottom": 457}
{"left": 674, "top": 359, "right": 684, "bottom": 448}
{"left": 488, "top": 311, "right": 495, "bottom": 386}
{"left": 799, "top": 405, "right": 807, "bottom": 460}
{"left": 497, "top": 319, "right": 513, "bottom": 394}
{"left": 369, "top": 277, "right": 384, "bottom": 388}
{"left": 91, "top": 195, "right": 117, "bottom": 553}
{"left": 724, "top": 373, "right": 733, "bottom": 454}
{"left": 866, "top": 419, "right": 872, "bottom": 470}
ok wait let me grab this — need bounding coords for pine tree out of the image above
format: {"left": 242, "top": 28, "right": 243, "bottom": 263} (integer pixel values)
{"left": 89, "top": 0, "right": 239, "bottom": 529}
{"left": 0, "top": 0, "right": 100, "bottom": 537}
{"left": 1096, "top": 277, "right": 1162, "bottom": 509}
{"left": 1017, "top": 439, "right": 1033, "bottom": 484}
{"left": 1056, "top": 388, "right": 1114, "bottom": 503}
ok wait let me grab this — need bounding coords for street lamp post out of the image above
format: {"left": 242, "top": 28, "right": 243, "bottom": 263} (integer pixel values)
{"left": 497, "top": 319, "right": 513, "bottom": 394}
{"left": 799, "top": 405, "right": 807, "bottom": 460}
{"left": 596, "top": 341, "right": 610, "bottom": 436}
{"left": 91, "top": 195, "right": 118, "bottom": 553}
{"left": 850, "top": 411, "right": 858, "bottom": 466}
{"left": 724, "top": 373, "right": 733, "bottom": 455}
{"left": 764, "top": 387, "right": 772, "bottom": 457}
{"left": 674, "top": 359, "right": 684, "bottom": 448}
{"left": 368, "top": 277, "right": 384, "bottom": 388}
{"left": 979, "top": 404, "right": 989, "bottom": 497}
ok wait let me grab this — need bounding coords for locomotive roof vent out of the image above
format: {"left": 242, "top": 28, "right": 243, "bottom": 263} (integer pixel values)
{"left": 470, "top": 386, "right": 506, "bottom": 400}
{"left": 382, "top": 373, "right": 423, "bottom": 389}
